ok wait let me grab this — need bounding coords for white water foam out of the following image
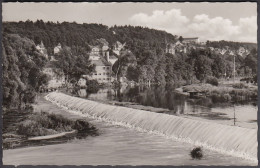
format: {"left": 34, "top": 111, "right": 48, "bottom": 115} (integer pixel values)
{"left": 45, "top": 92, "right": 258, "bottom": 163}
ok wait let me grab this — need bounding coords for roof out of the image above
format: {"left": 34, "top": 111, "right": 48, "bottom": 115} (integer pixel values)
{"left": 110, "top": 55, "right": 118, "bottom": 59}
{"left": 183, "top": 37, "right": 199, "bottom": 40}
{"left": 91, "top": 57, "right": 111, "bottom": 66}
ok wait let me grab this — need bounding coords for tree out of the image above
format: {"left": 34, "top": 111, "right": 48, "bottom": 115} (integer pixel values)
{"left": 244, "top": 54, "right": 257, "bottom": 75}
{"left": 2, "top": 34, "right": 48, "bottom": 109}
{"left": 211, "top": 53, "right": 226, "bottom": 78}
{"left": 53, "top": 46, "right": 95, "bottom": 87}
{"left": 112, "top": 50, "right": 136, "bottom": 81}
{"left": 179, "top": 36, "right": 184, "bottom": 43}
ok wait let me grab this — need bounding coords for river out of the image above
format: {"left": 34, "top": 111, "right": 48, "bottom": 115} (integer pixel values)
{"left": 3, "top": 105, "right": 256, "bottom": 165}
{"left": 3, "top": 92, "right": 257, "bottom": 165}
{"left": 77, "top": 85, "right": 257, "bottom": 129}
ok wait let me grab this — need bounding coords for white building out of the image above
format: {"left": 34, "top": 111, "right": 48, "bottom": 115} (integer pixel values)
{"left": 113, "top": 41, "right": 125, "bottom": 55}
{"left": 183, "top": 37, "right": 200, "bottom": 44}
{"left": 36, "top": 41, "right": 48, "bottom": 59}
{"left": 54, "top": 43, "right": 62, "bottom": 54}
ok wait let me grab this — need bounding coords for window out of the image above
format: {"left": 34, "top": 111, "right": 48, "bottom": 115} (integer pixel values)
{"left": 94, "top": 73, "right": 97, "bottom": 75}
{"left": 106, "top": 73, "right": 109, "bottom": 75}
{"left": 107, "top": 78, "right": 110, "bottom": 81}
{"left": 103, "top": 78, "right": 106, "bottom": 80}
{"left": 99, "top": 73, "right": 101, "bottom": 75}
{"left": 103, "top": 67, "right": 106, "bottom": 70}
{"left": 103, "top": 72, "right": 106, "bottom": 75}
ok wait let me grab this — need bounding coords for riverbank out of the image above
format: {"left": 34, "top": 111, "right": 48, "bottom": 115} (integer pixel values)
{"left": 3, "top": 94, "right": 98, "bottom": 149}
{"left": 176, "top": 83, "right": 257, "bottom": 103}
{"left": 75, "top": 88, "right": 257, "bottom": 129}
{"left": 3, "top": 92, "right": 256, "bottom": 166}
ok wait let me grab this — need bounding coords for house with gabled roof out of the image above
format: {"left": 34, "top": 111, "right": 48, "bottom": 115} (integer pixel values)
{"left": 36, "top": 41, "right": 48, "bottom": 59}
{"left": 113, "top": 41, "right": 126, "bottom": 55}
{"left": 54, "top": 43, "right": 62, "bottom": 54}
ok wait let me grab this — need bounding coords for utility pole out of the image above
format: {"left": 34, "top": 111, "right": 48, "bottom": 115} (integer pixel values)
{"left": 233, "top": 54, "right": 236, "bottom": 126}
{"left": 233, "top": 55, "right": 236, "bottom": 83}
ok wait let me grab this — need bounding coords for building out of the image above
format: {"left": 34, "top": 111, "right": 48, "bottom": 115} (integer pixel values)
{"left": 89, "top": 46, "right": 101, "bottom": 60}
{"left": 54, "top": 43, "right": 62, "bottom": 54}
{"left": 166, "top": 41, "right": 187, "bottom": 54}
{"left": 165, "top": 43, "right": 175, "bottom": 55}
{"left": 229, "top": 50, "right": 235, "bottom": 56}
{"left": 183, "top": 37, "right": 200, "bottom": 44}
{"left": 237, "top": 47, "right": 247, "bottom": 57}
{"left": 113, "top": 41, "right": 125, "bottom": 55}
{"left": 220, "top": 49, "right": 227, "bottom": 55}
{"left": 209, "top": 47, "right": 215, "bottom": 51}
{"left": 108, "top": 54, "right": 118, "bottom": 65}
{"left": 89, "top": 57, "right": 112, "bottom": 84}
{"left": 36, "top": 41, "right": 48, "bottom": 59}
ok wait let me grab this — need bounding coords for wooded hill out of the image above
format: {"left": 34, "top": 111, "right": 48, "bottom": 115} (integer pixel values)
{"left": 3, "top": 20, "right": 177, "bottom": 56}
{"left": 2, "top": 20, "right": 257, "bottom": 109}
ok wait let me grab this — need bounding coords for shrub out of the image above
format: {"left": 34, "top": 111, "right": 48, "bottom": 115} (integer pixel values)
{"left": 233, "top": 83, "right": 248, "bottom": 89}
{"left": 16, "top": 112, "right": 98, "bottom": 137}
{"left": 86, "top": 80, "right": 99, "bottom": 93}
{"left": 206, "top": 76, "right": 219, "bottom": 86}
{"left": 190, "top": 147, "right": 203, "bottom": 159}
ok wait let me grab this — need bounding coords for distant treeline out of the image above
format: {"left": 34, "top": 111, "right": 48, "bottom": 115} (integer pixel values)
{"left": 206, "top": 40, "right": 257, "bottom": 51}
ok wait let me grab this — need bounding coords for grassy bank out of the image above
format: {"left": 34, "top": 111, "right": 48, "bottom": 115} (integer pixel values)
{"left": 16, "top": 112, "right": 97, "bottom": 137}
{"left": 182, "top": 83, "right": 257, "bottom": 103}
{"left": 3, "top": 94, "right": 98, "bottom": 149}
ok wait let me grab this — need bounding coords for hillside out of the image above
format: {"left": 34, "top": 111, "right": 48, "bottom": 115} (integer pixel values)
{"left": 3, "top": 20, "right": 257, "bottom": 88}
{"left": 3, "top": 20, "right": 177, "bottom": 56}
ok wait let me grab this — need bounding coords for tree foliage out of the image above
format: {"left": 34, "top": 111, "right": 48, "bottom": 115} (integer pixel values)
{"left": 53, "top": 46, "right": 95, "bottom": 86}
{"left": 2, "top": 33, "right": 48, "bottom": 108}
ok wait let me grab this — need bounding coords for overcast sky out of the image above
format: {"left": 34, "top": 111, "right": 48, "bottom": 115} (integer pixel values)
{"left": 2, "top": 2, "right": 257, "bottom": 43}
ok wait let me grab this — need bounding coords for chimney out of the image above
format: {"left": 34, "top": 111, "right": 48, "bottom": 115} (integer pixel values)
{"left": 106, "top": 51, "right": 110, "bottom": 62}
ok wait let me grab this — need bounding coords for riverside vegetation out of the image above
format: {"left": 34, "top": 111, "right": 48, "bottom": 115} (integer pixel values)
{"left": 3, "top": 105, "right": 98, "bottom": 149}
{"left": 182, "top": 82, "right": 257, "bottom": 103}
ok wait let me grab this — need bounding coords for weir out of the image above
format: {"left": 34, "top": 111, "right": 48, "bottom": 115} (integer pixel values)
{"left": 46, "top": 92, "right": 257, "bottom": 161}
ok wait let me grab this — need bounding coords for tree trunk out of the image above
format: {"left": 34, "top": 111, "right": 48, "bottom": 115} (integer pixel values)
{"left": 116, "top": 63, "right": 121, "bottom": 82}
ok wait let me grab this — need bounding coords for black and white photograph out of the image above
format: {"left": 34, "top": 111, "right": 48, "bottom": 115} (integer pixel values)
{"left": 2, "top": 2, "right": 258, "bottom": 166}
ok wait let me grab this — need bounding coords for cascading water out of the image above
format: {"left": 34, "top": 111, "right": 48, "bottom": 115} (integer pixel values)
{"left": 46, "top": 92, "right": 257, "bottom": 162}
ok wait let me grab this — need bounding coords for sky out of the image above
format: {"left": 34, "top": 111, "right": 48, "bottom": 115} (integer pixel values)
{"left": 2, "top": 2, "right": 257, "bottom": 43}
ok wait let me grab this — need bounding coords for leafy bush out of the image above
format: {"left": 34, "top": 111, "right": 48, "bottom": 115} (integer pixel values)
{"left": 206, "top": 76, "right": 219, "bottom": 86}
{"left": 16, "top": 112, "right": 97, "bottom": 137}
{"left": 190, "top": 147, "right": 203, "bottom": 159}
{"left": 211, "top": 93, "right": 231, "bottom": 103}
{"left": 233, "top": 83, "right": 248, "bottom": 89}
{"left": 86, "top": 80, "right": 99, "bottom": 93}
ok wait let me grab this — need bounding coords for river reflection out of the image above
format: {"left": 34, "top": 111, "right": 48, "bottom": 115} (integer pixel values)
{"left": 77, "top": 85, "right": 257, "bottom": 128}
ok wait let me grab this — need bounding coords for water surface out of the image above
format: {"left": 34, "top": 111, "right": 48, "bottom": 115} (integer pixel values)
{"left": 77, "top": 85, "right": 257, "bottom": 128}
